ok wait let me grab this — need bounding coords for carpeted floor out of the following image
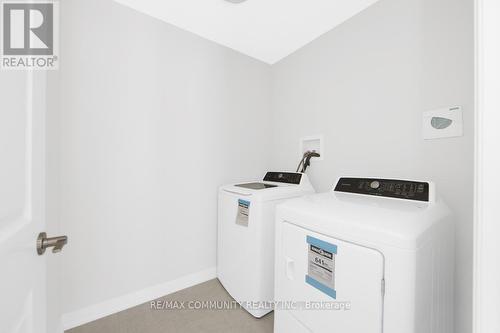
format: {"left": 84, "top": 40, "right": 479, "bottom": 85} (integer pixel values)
{"left": 66, "top": 279, "right": 274, "bottom": 333}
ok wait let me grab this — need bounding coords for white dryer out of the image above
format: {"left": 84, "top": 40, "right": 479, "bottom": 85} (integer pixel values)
{"left": 217, "top": 172, "right": 314, "bottom": 318}
{"left": 274, "top": 177, "right": 454, "bottom": 333}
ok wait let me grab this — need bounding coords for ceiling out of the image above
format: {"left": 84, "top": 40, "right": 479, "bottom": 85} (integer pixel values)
{"left": 113, "top": 0, "right": 380, "bottom": 64}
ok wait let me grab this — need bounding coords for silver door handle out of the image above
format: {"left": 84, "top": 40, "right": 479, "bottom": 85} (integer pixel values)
{"left": 37, "top": 232, "right": 68, "bottom": 255}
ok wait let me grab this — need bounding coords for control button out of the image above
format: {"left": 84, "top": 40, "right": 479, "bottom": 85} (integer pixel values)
{"left": 370, "top": 181, "right": 380, "bottom": 189}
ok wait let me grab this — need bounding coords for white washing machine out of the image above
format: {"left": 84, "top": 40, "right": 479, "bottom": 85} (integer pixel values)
{"left": 217, "top": 172, "right": 314, "bottom": 318}
{"left": 274, "top": 177, "right": 454, "bottom": 333}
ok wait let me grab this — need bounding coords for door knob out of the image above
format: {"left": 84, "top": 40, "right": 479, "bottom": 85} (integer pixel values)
{"left": 37, "top": 232, "right": 68, "bottom": 255}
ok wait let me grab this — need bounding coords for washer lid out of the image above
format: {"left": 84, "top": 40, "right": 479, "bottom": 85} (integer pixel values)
{"left": 220, "top": 173, "right": 314, "bottom": 202}
{"left": 234, "top": 182, "right": 278, "bottom": 190}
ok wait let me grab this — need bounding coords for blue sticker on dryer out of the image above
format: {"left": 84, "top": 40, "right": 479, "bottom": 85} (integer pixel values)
{"left": 305, "top": 235, "right": 337, "bottom": 299}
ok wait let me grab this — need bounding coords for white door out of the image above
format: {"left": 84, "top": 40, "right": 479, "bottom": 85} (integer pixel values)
{"left": 474, "top": 1, "right": 500, "bottom": 332}
{"left": 278, "top": 222, "right": 385, "bottom": 333}
{"left": 0, "top": 70, "right": 53, "bottom": 333}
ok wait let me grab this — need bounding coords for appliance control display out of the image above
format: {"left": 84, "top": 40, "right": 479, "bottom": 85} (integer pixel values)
{"left": 263, "top": 172, "right": 302, "bottom": 185}
{"left": 235, "top": 183, "right": 277, "bottom": 190}
{"left": 334, "top": 178, "right": 430, "bottom": 202}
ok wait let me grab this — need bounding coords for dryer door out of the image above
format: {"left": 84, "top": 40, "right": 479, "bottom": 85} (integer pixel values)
{"left": 278, "top": 222, "right": 384, "bottom": 333}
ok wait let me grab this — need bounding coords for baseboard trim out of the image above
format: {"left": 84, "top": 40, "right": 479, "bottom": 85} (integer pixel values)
{"left": 61, "top": 267, "right": 217, "bottom": 331}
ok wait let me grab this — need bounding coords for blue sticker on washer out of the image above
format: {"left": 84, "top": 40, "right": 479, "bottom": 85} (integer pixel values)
{"left": 306, "top": 236, "right": 337, "bottom": 299}
{"left": 236, "top": 199, "right": 250, "bottom": 226}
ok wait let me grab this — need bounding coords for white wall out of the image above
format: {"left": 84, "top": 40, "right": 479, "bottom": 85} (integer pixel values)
{"left": 270, "top": 0, "right": 474, "bottom": 332}
{"left": 57, "top": 0, "right": 271, "bottom": 321}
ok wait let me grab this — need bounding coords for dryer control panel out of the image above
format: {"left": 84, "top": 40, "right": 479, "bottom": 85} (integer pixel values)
{"left": 334, "top": 178, "right": 430, "bottom": 202}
